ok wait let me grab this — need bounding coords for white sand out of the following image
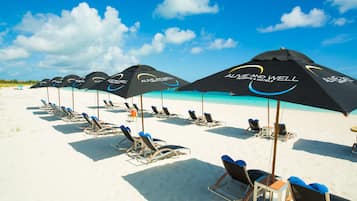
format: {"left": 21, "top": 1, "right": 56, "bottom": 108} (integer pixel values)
{"left": 0, "top": 86, "right": 356, "bottom": 201}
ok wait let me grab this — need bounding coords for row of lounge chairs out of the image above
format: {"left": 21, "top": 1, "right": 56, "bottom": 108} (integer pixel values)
{"left": 209, "top": 154, "right": 350, "bottom": 201}
{"left": 187, "top": 110, "right": 221, "bottom": 127}
{"left": 39, "top": 99, "right": 189, "bottom": 163}
{"left": 247, "top": 118, "right": 296, "bottom": 141}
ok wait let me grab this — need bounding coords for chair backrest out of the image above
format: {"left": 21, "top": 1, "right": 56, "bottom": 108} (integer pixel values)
{"left": 103, "top": 100, "right": 109, "bottom": 106}
{"left": 124, "top": 102, "right": 130, "bottom": 109}
{"left": 61, "top": 106, "right": 69, "bottom": 116}
{"left": 204, "top": 113, "right": 214, "bottom": 123}
{"left": 188, "top": 110, "right": 197, "bottom": 120}
{"left": 162, "top": 107, "right": 170, "bottom": 115}
{"left": 221, "top": 155, "right": 253, "bottom": 187}
{"left": 91, "top": 116, "right": 102, "bottom": 129}
{"left": 139, "top": 132, "right": 157, "bottom": 151}
{"left": 278, "top": 123, "right": 287, "bottom": 135}
{"left": 41, "top": 99, "right": 47, "bottom": 106}
{"left": 82, "top": 113, "right": 92, "bottom": 125}
{"left": 120, "top": 125, "right": 134, "bottom": 142}
{"left": 133, "top": 104, "right": 139, "bottom": 111}
{"left": 289, "top": 182, "right": 328, "bottom": 201}
{"left": 108, "top": 100, "right": 114, "bottom": 107}
{"left": 152, "top": 106, "right": 159, "bottom": 114}
{"left": 249, "top": 119, "right": 260, "bottom": 131}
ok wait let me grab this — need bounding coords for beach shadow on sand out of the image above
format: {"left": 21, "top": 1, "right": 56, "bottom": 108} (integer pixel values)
{"left": 26, "top": 106, "right": 40, "bottom": 110}
{"left": 87, "top": 106, "right": 106, "bottom": 109}
{"left": 105, "top": 109, "right": 127, "bottom": 113}
{"left": 293, "top": 138, "right": 357, "bottom": 162}
{"left": 158, "top": 117, "right": 192, "bottom": 126}
{"left": 32, "top": 111, "right": 48, "bottom": 115}
{"left": 53, "top": 123, "right": 84, "bottom": 134}
{"left": 69, "top": 135, "right": 125, "bottom": 161}
{"left": 123, "top": 158, "right": 224, "bottom": 201}
{"left": 39, "top": 115, "right": 61, "bottom": 121}
{"left": 206, "top": 126, "right": 254, "bottom": 139}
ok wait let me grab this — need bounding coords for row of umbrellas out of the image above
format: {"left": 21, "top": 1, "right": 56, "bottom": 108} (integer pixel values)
{"left": 31, "top": 48, "right": 357, "bottom": 179}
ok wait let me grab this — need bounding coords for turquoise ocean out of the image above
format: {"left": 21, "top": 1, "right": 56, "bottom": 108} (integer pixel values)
{"left": 65, "top": 88, "right": 357, "bottom": 115}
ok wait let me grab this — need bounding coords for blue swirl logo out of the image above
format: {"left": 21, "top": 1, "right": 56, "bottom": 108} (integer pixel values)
{"left": 225, "top": 65, "right": 299, "bottom": 96}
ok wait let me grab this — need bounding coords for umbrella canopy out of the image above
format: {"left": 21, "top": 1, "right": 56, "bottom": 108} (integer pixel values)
{"left": 30, "top": 78, "right": 51, "bottom": 88}
{"left": 30, "top": 78, "right": 51, "bottom": 103}
{"left": 76, "top": 71, "right": 108, "bottom": 89}
{"left": 91, "top": 64, "right": 189, "bottom": 131}
{"left": 179, "top": 49, "right": 357, "bottom": 115}
{"left": 178, "top": 48, "right": 357, "bottom": 178}
{"left": 61, "top": 74, "right": 82, "bottom": 110}
{"left": 75, "top": 72, "right": 108, "bottom": 118}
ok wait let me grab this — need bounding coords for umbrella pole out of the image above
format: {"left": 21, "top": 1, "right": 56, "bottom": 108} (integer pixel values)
{"left": 72, "top": 87, "right": 74, "bottom": 110}
{"left": 268, "top": 98, "right": 270, "bottom": 127}
{"left": 161, "top": 90, "right": 163, "bottom": 108}
{"left": 58, "top": 88, "right": 61, "bottom": 107}
{"left": 46, "top": 87, "right": 50, "bottom": 103}
{"left": 140, "top": 95, "right": 144, "bottom": 132}
{"left": 271, "top": 99, "right": 280, "bottom": 179}
{"left": 201, "top": 93, "right": 204, "bottom": 117}
{"left": 96, "top": 90, "right": 99, "bottom": 119}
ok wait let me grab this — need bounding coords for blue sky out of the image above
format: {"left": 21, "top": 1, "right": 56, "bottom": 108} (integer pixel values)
{"left": 0, "top": 0, "right": 356, "bottom": 81}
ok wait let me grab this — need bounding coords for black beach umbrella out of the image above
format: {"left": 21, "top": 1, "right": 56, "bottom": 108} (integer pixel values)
{"left": 30, "top": 78, "right": 51, "bottom": 103}
{"left": 179, "top": 48, "right": 357, "bottom": 178}
{"left": 91, "top": 64, "right": 189, "bottom": 132}
{"left": 76, "top": 72, "right": 109, "bottom": 118}
{"left": 49, "top": 77, "right": 64, "bottom": 107}
{"left": 61, "top": 74, "right": 81, "bottom": 111}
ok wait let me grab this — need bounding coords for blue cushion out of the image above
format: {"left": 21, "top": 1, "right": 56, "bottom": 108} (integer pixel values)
{"left": 138, "top": 131, "right": 145, "bottom": 137}
{"left": 91, "top": 116, "right": 99, "bottom": 121}
{"left": 235, "top": 160, "right": 246, "bottom": 167}
{"left": 288, "top": 176, "right": 314, "bottom": 191}
{"left": 126, "top": 127, "right": 131, "bottom": 132}
{"left": 120, "top": 125, "right": 126, "bottom": 129}
{"left": 309, "top": 183, "right": 329, "bottom": 194}
{"left": 221, "top": 155, "right": 234, "bottom": 163}
{"left": 145, "top": 133, "right": 152, "bottom": 140}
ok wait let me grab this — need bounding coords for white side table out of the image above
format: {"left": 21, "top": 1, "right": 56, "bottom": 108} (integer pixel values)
{"left": 253, "top": 175, "right": 288, "bottom": 201}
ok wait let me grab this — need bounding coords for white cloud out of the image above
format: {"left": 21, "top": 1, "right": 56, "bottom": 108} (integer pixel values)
{"left": 321, "top": 34, "right": 353, "bottom": 45}
{"left": 0, "top": 29, "right": 8, "bottom": 44}
{"left": 328, "top": 0, "right": 357, "bottom": 13}
{"left": 154, "top": 0, "right": 218, "bottom": 19}
{"left": 0, "top": 2, "right": 139, "bottom": 73}
{"left": 131, "top": 27, "right": 195, "bottom": 56}
{"left": 331, "top": 17, "right": 354, "bottom": 26}
{"left": 258, "top": 6, "right": 327, "bottom": 33}
{"left": 0, "top": 47, "right": 29, "bottom": 60}
{"left": 164, "top": 27, "right": 196, "bottom": 44}
{"left": 191, "top": 47, "right": 203, "bottom": 54}
{"left": 208, "top": 38, "right": 237, "bottom": 50}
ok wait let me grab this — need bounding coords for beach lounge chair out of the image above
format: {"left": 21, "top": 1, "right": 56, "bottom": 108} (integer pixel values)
{"left": 124, "top": 102, "right": 132, "bottom": 111}
{"left": 208, "top": 155, "right": 269, "bottom": 201}
{"left": 162, "top": 107, "right": 178, "bottom": 117}
{"left": 108, "top": 100, "right": 121, "bottom": 108}
{"left": 151, "top": 106, "right": 165, "bottom": 117}
{"left": 84, "top": 116, "right": 121, "bottom": 135}
{"left": 80, "top": 113, "right": 113, "bottom": 131}
{"left": 103, "top": 100, "right": 111, "bottom": 108}
{"left": 63, "top": 108, "right": 85, "bottom": 122}
{"left": 272, "top": 123, "right": 296, "bottom": 141}
{"left": 113, "top": 125, "right": 166, "bottom": 154}
{"left": 133, "top": 103, "right": 140, "bottom": 112}
{"left": 138, "top": 132, "right": 190, "bottom": 163}
{"left": 40, "top": 99, "right": 51, "bottom": 109}
{"left": 203, "top": 112, "right": 221, "bottom": 127}
{"left": 247, "top": 119, "right": 261, "bottom": 133}
{"left": 187, "top": 110, "right": 205, "bottom": 125}
{"left": 287, "top": 176, "right": 350, "bottom": 201}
